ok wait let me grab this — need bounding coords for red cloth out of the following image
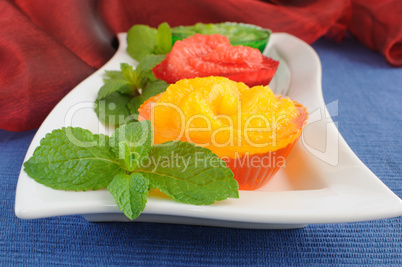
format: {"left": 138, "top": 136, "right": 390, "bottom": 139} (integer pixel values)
{"left": 348, "top": 0, "right": 402, "bottom": 67}
{"left": 0, "top": 0, "right": 401, "bottom": 131}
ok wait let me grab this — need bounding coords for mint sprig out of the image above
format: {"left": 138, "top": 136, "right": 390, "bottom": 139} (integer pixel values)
{"left": 95, "top": 58, "right": 168, "bottom": 126}
{"left": 24, "top": 121, "right": 238, "bottom": 220}
{"left": 94, "top": 22, "right": 172, "bottom": 126}
{"left": 127, "top": 22, "right": 172, "bottom": 61}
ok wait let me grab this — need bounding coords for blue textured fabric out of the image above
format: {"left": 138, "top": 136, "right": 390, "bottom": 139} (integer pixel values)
{"left": 1, "top": 36, "right": 401, "bottom": 266}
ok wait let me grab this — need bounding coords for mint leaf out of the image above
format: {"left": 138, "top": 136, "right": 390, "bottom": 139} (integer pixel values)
{"left": 112, "top": 80, "right": 167, "bottom": 120}
{"left": 135, "top": 54, "right": 166, "bottom": 88}
{"left": 107, "top": 172, "right": 149, "bottom": 220}
{"left": 97, "top": 23, "right": 171, "bottom": 127}
{"left": 94, "top": 92, "right": 137, "bottom": 126}
{"left": 137, "top": 55, "right": 166, "bottom": 73}
{"left": 96, "top": 58, "right": 167, "bottom": 126}
{"left": 97, "top": 79, "right": 133, "bottom": 100}
{"left": 110, "top": 121, "right": 153, "bottom": 172}
{"left": 125, "top": 62, "right": 168, "bottom": 117}
{"left": 96, "top": 63, "right": 141, "bottom": 126}
{"left": 24, "top": 127, "right": 123, "bottom": 191}
{"left": 142, "top": 80, "right": 169, "bottom": 99}
{"left": 104, "top": 70, "right": 125, "bottom": 82}
{"left": 126, "top": 95, "right": 147, "bottom": 118}
{"left": 127, "top": 25, "right": 158, "bottom": 61}
{"left": 126, "top": 80, "right": 168, "bottom": 117}
{"left": 137, "top": 141, "right": 238, "bottom": 205}
{"left": 126, "top": 23, "right": 172, "bottom": 62}
{"left": 121, "top": 63, "right": 138, "bottom": 85}
{"left": 156, "top": 22, "right": 172, "bottom": 54}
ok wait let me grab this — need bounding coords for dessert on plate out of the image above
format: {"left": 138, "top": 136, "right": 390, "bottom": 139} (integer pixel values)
{"left": 139, "top": 76, "right": 308, "bottom": 190}
{"left": 153, "top": 34, "right": 279, "bottom": 87}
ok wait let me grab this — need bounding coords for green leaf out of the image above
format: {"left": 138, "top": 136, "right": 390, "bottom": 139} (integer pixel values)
{"left": 107, "top": 172, "right": 149, "bottom": 220}
{"left": 97, "top": 79, "right": 133, "bottom": 100}
{"left": 104, "top": 70, "right": 125, "bottom": 82}
{"left": 127, "top": 24, "right": 157, "bottom": 61}
{"left": 137, "top": 141, "right": 238, "bottom": 205}
{"left": 126, "top": 95, "right": 147, "bottom": 118}
{"left": 137, "top": 54, "right": 166, "bottom": 73}
{"left": 24, "top": 127, "right": 123, "bottom": 191}
{"left": 121, "top": 63, "right": 138, "bottom": 85}
{"left": 110, "top": 121, "right": 153, "bottom": 172}
{"left": 155, "top": 22, "right": 172, "bottom": 54}
{"left": 135, "top": 54, "right": 166, "bottom": 88}
{"left": 99, "top": 24, "right": 169, "bottom": 126}
{"left": 94, "top": 92, "right": 137, "bottom": 126}
{"left": 125, "top": 79, "right": 168, "bottom": 120}
{"left": 94, "top": 61, "right": 166, "bottom": 127}
{"left": 142, "top": 80, "right": 168, "bottom": 99}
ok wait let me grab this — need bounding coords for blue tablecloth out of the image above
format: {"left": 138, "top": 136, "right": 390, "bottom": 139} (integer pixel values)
{"left": 1, "top": 35, "right": 401, "bottom": 266}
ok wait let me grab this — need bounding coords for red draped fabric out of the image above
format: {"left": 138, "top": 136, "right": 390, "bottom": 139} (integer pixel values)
{"left": 0, "top": 0, "right": 401, "bottom": 131}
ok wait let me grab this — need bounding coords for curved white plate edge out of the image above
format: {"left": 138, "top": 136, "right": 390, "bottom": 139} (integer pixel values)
{"left": 81, "top": 213, "right": 308, "bottom": 230}
{"left": 278, "top": 34, "right": 402, "bottom": 203}
{"left": 253, "top": 33, "right": 402, "bottom": 223}
{"left": 274, "top": 33, "right": 402, "bottom": 219}
{"left": 14, "top": 32, "right": 402, "bottom": 224}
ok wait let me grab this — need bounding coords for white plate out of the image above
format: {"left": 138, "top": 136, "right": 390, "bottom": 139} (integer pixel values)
{"left": 15, "top": 33, "right": 402, "bottom": 229}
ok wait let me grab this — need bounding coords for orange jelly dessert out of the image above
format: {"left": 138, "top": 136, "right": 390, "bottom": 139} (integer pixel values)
{"left": 139, "top": 77, "right": 308, "bottom": 190}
